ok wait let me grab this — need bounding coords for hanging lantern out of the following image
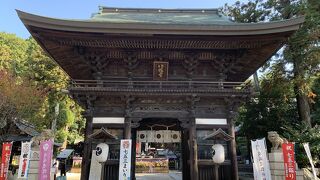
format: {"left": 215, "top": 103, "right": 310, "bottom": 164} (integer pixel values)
{"left": 212, "top": 144, "right": 225, "bottom": 164}
{"left": 95, "top": 143, "right": 109, "bottom": 163}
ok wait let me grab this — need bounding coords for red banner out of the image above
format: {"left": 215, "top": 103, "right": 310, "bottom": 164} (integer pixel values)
{"left": 282, "top": 143, "right": 296, "bottom": 180}
{"left": 0, "top": 142, "right": 13, "bottom": 180}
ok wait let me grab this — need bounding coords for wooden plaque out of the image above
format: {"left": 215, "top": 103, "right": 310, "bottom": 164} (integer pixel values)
{"left": 153, "top": 61, "right": 168, "bottom": 81}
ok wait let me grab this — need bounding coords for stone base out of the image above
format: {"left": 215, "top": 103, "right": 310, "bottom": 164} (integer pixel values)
{"left": 23, "top": 150, "right": 54, "bottom": 180}
{"left": 27, "top": 150, "right": 40, "bottom": 180}
{"left": 269, "top": 152, "right": 304, "bottom": 180}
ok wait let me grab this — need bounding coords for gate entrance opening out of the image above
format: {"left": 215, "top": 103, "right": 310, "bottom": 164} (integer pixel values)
{"left": 135, "top": 118, "right": 183, "bottom": 180}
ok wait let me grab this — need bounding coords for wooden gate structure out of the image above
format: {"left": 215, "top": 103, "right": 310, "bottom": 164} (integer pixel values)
{"left": 18, "top": 7, "right": 303, "bottom": 180}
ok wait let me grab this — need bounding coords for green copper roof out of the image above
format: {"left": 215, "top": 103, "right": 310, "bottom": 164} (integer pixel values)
{"left": 90, "top": 7, "right": 234, "bottom": 25}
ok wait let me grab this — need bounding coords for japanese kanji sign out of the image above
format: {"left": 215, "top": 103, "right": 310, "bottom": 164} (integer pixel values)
{"left": 38, "top": 140, "right": 53, "bottom": 180}
{"left": 119, "top": 139, "right": 132, "bottom": 180}
{"left": 18, "top": 141, "right": 32, "bottom": 178}
{"left": 251, "top": 138, "right": 271, "bottom": 180}
{"left": 153, "top": 61, "right": 168, "bottom": 81}
{"left": 0, "top": 142, "right": 13, "bottom": 180}
{"left": 282, "top": 143, "right": 296, "bottom": 180}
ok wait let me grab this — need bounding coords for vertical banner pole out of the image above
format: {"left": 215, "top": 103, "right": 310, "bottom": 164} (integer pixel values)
{"left": 303, "top": 143, "right": 317, "bottom": 179}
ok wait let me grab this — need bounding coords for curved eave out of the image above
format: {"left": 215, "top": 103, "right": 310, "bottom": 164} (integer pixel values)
{"left": 17, "top": 10, "right": 305, "bottom": 36}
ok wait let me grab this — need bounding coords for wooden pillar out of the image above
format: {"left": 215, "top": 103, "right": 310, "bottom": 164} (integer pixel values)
{"left": 124, "top": 117, "right": 132, "bottom": 139}
{"left": 214, "top": 165, "right": 219, "bottom": 180}
{"left": 228, "top": 120, "right": 239, "bottom": 180}
{"left": 181, "top": 128, "right": 190, "bottom": 180}
{"left": 131, "top": 128, "right": 137, "bottom": 180}
{"left": 81, "top": 112, "right": 93, "bottom": 180}
{"left": 125, "top": 117, "right": 135, "bottom": 180}
{"left": 189, "top": 118, "right": 198, "bottom": 180}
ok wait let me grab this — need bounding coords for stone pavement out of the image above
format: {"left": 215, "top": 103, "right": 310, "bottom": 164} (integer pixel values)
{"left": 57, "top": 172, "right": 81, "bottom": 180}
{"left": 55, "top": 171, "right": 182, "bottom": 180}
{"left": 136, "top": 171, "right": 182, "bottom": 180}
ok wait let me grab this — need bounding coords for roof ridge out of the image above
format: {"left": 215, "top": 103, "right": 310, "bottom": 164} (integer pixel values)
{"left": 98, "top": 6, "right": 221, "bottom": 14}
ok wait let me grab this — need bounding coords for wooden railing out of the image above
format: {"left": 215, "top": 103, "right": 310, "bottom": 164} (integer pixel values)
{"left": 70, "top": 80, "right": 252, "bottom": 93}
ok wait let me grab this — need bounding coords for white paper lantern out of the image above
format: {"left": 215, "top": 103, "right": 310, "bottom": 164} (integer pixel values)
{"left": 95, "top": 143, "right": 109, "bottom": 163}
{"left": 212, "top": 144, "right": 225, "bottom": 164}
{"left": 171, "top": 131, "right": 181, "bottom": 143}
{"left": 137, "top": 131, "right": 147, "bottom": 142}
{"left": 155, "top": 130, "right": 164, "bottom": 143}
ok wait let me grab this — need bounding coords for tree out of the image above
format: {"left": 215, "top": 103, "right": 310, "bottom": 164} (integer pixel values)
{"left": 224, "top": 0, "right": 320, "bottom": 168}
{"left": 0, "top": 32, "right": 28, "bottom": 75}
{"left": 0, "top": 70, "right": 44, "bottom": 143}
{"left": 0, "top": 32, "right": 85, "bottom": 148}
{"left": 224, "top": 0, "right": 320, "bottom": 126}
{"left": 236, "top": 68, "right": 298, "bottom": 143}
{"left": 311, "top": 75, "right": 320, "bottom": 125}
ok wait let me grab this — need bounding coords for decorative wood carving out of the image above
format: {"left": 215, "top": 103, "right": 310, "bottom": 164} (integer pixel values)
{"left": 43, "top": 33, "right": 271, "bottom": 49}
{"left": 186, "top": 95, "right": 200, "bottom": 116}
{"left": 210, "top": 50, "right": 245, "bottom": 80}
{"left": 124, "top": 95, "right": 136, "bottom": 117}
{"left": 74, "top": 46, "right": 110, "bottom": 80}
{"left": 123, "top": 51, "right": 139, "bottom": 80}
{"left": 127, "top": 118, "right": 142, "bottom": 128}
{"left": 224, "top": 96, "right": 248, "bottom": 120}
{"left": 183, "top": 52, "right": 199, "bottom": 80}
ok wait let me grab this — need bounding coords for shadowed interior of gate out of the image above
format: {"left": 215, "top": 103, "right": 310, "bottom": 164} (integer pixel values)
{"left": 135, "top": 118, "right": 183, "bottom": 180}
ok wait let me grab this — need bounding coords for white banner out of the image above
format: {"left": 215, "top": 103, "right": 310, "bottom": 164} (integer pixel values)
{"left": 119, "top": 139, "right": 132, "bottom": 180}
{"left": 303, "top": 143, "right": 317, "bottom": 179}
{"left": 251, "top": 138, "right": 271, "bottom": 180}
{"left": 18, "top": 141, "right": 32, "bottom": 178}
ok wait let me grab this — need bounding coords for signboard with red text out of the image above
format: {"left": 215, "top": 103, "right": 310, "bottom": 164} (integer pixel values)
{"left": 0, "top": 142, "right": 13, "bottom": 180}
{"left": 282, "top": 143, "right": 296, "bottom": 180}
{"left": 18, "top": 141, "right": 32, "bottom": 178}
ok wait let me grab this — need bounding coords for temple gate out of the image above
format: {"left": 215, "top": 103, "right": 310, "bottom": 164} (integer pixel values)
{"left": 18, "top": 7, "right": 303, "bottom": 180}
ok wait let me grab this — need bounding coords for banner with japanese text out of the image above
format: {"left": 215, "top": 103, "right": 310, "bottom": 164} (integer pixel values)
{"left": 282, "top": 143, "right": 296, "bottom": 180}
{"left": 0, "top": 142, "right": 13, "bottom": 180}
{"left": 18, "top": 141, "right": 32, "bottom": 178}
{"left": 38, "top": 140, "right": 53, "bottom": 180}
{"left": 251, "top": 138, "right": 271, "bottom": 180}
{"left": 119, "top": 139, "right": 132, "bottom": 180}
{"left": 303, "top": 143, "right": 317, "bottom": 179}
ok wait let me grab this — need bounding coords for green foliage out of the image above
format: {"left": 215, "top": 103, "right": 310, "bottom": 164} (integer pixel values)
{"left": 237, "top": 72, "right": 298, "bottom": 140}
{"left": 312, "top": 76, "right": 320, "bottom": 125}
{"left": 0, "top": 32, "right": 28, "bottom": 75}
{"left": 224, "top": 0, "right": 320, "bottom": 120}
{"left": 0, "top": 71, "right": 44, "bottom": 128}
{"left": 225, "top": 0, "right": 320, "bottom": 166}
{"left": 0, "top": 32, "right": 85, "bottom": 146}
{"left": 56, "top": 129, "right": 68, "bottom": 143}
{"left": 283, "top": 123, "right": 320, "bottom": 167}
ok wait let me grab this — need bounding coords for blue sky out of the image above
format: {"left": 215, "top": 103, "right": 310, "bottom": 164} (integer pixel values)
{"left": 0, "top": 0, "right": 241, "bottom": 39}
